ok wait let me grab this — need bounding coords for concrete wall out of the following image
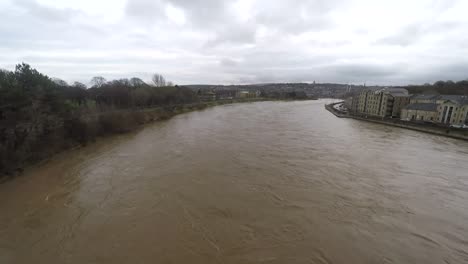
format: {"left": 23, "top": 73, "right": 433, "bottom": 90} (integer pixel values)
{"left": 326, "top": 103, "right": 468, "bottom": 141}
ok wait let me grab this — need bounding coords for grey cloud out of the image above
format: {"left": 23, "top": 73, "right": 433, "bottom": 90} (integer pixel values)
{"left": 124, "top": 0, "right": 226, "bottom": 26}
{"left": 1, "top": 0, "right": 468, "bottom": 85}
{"left": 327, "top": 63, "right": 403, "bottom": 80}
{"left": 14, "top": 0, "right": 81, "bottom": 22}
{"left": 2, "top": 0, "right": 104, "bottom": 51}
{"left": 376, "top": 21, "right": 462, "bottom": 47}
{"left": 219, "top": 58, "right": 238, "bottom": 67}
{"left": 424, "top": 63, "right": 468, "bottom": 82}
{"left": 376, "top": 25, "right": 422, "bottom": 47}
{"left": 167, "top": 0, "right": 226, "bottom": 26}
{"left": 123, "top": 0, "right": 341, "bottom": 47}
{"left": 125, "top": 0, "right": 166, "bottom": 21}
{"left": 254, "top": 0, "right": 339, "bottom": 33}
{"left": 205, "top": 23, "right": 256, "bottom": 47}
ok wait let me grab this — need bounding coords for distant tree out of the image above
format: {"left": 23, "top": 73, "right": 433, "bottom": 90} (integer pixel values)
{"left": 152, "top": 73, "right": 166, "bottom": 87}
{"left": 72, "top": 82, "right": 87, "bottom": 90}
{"left": 167, "top": 81, "right": 174, "bottom": 87}
{"left": 118, "top": 78, "right": 131, "bottom": 86}
{"left": 446, "top": 80, "right": 455, "bottom": 87}
{"left": 90, "top": 76, "right": 106, "bottom": 88}
{"left": 52, "top": 78, "right": 68, "bottom": 87}
{"left": 64, "top": 82, "right": 87, "bottom": 106}
{"left": 129, "top": 77, "right": 146, "bottom": 87}
{"left": 434, "top": 80, "right": 445, "bottom": 88}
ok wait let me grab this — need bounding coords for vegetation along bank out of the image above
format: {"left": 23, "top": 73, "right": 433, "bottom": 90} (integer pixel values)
{"left": 0, "top": 64, "right": 279, "bottom": 179}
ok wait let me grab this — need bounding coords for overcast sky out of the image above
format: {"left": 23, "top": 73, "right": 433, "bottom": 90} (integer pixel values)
{"left": 1, "top": 0, "right": 467, "bottom": 85}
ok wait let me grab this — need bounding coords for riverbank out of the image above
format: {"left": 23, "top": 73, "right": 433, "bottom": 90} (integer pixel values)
{"left": 325, "top": 102, "right": 468, "bottom": 141}
{"left": 0, "top": 98, "right": 270, "bottom": 181}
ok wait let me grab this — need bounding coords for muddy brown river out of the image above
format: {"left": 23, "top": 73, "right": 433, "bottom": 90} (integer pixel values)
{"left": 1, "top": 100, "right": 468, "bottom": 263}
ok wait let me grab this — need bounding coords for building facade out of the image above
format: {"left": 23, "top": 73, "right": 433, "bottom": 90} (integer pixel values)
{"left": 354, "top": 88, "right": 409, "bottom": 118}
{"left": 401, "top": 103, "right": 438, "bottom": 122}
{"left": 401, "top": 95, "right": 468, "bottom": 126}
{"left": 437, "top": 98, "right": 468, "bottom": 126}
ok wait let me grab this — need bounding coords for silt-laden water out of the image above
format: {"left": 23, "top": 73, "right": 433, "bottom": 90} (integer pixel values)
{"left": 1, "top": 100, "right": 468, "bottom": 263}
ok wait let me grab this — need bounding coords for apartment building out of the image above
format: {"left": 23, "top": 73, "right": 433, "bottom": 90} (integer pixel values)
{"left": 355, "top": 88, "right": 409, "bottom": 118}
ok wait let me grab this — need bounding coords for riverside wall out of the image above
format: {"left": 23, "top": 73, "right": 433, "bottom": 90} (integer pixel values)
{"left": 325, "top": 102, "right": 468, "bottom": 141}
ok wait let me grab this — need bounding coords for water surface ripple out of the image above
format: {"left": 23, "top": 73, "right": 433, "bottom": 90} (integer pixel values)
{"left": 1, "top": 100, "right": 468, "bottom": 263}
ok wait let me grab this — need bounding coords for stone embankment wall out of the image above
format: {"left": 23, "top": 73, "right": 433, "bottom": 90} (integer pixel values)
{"left": 325, "top": 103, "right": 468, "bottom": 141}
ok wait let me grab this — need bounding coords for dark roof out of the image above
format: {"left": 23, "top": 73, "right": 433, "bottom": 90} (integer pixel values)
{"left": 411, "top": 94, "right": 437, "bottom": 100}
{"left": 404, "top": 103, "right": 438, "bottom": 112}
{"left": 393, "top": 94, "right": 411, "bottom": 98}
{"left": 410, "top": 95, "right": 468, "bottom": 105}
{"left": 438, "top": 95, "right": 468, "bottom": 105}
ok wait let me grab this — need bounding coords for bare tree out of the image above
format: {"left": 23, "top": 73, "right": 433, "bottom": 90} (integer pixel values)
{"left": 72, "top": 82, "right": 87, "bottom": 90}
{"left": 118, "top": 78, "right": 131, "bottom": 86}
{"left": 130, "top": 77, "right": 146, "bottom": 87}
{"left": 167, "top": 81, "right": 174, "bottom": 87}
{"left": 152, "top": 73, "right": 166, "bottom": 87}
{"left": 52, "top": 78, "right": 68, "bottom": 87}
{"left": 90, "top": 76, "right": 107, "bottom": 88}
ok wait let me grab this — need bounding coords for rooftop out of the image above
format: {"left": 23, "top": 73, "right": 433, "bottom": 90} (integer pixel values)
{"left": 411, "top": 94, "right": 468, "bottom": 104}
{"left": 438, "top": 95, "right": 468, "bottom": 105}
{"left": 411, "top": 94, "right": 438, "bottom": 100}
{"left": 375, "top": 87, "right": 409, "bottom": 96}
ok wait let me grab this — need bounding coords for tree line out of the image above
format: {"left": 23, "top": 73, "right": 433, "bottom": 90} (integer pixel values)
{"left": 405, "top": 80, "right": 468, "bottom": 95}
{"left": 0, "top": 63, "right": 201, "bottom": 177}
{"left": 0, "top": 63, "right": 197, "bottom": 121}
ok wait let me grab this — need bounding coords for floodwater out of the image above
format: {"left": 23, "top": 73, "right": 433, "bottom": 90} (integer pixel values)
{"left": 1, "top": 100, "right": 468, "bottom": 264}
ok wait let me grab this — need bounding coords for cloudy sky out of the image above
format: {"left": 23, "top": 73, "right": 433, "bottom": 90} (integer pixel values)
{"left": 1, "top": 0, "right": 467, "bottom": 85}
